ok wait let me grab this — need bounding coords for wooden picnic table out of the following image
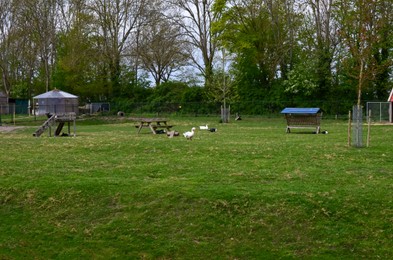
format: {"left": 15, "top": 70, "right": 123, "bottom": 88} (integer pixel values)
{"left": 131, "top": 117, "right": 173, "bottom": 134}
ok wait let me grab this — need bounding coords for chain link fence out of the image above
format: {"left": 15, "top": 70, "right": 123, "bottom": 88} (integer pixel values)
{"left": 1, "top": 100, "right": 391, "bottom": 120}
{"left": 366, "top": 102, "right": 390, "bottom": 122}
{"left": 109, "top": 100, "right": 358, "bottom": 118}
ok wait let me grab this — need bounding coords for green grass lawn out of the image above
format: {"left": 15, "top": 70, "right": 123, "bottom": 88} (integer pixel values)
{"left": 1, "top": 116, "right": 392, "bottom": 259}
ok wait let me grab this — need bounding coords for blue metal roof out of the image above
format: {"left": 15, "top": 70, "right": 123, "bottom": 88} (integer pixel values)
{"left": 281, "top": 107, "right": 321, "bottom": 114}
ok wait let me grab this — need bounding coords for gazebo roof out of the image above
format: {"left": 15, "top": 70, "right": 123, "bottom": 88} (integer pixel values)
{"left": 33, "top": 89, "right": 78, "bottom": 99}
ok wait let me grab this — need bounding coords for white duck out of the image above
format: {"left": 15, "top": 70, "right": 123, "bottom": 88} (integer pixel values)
{"left": 183, "top": 127, "right": 196, "bottom": 140}
{"left": 199, "top": 125, "right": 208, "bottom": 130}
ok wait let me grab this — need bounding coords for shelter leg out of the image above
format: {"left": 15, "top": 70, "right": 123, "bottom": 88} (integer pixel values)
{"left": 73, "top": 120, "right": 76, "bottom": 137}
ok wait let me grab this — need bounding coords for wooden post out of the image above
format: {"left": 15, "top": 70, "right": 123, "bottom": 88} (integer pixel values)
{"left": 13, "top": 103, "right": 16, "bottom": 125}
{"left": 348, "top": 110, "right": 351, "bottom": 146}
{"left": 73, "top": 119, "right": 76, "bottom": 137}
{"left": 367, "top": 109, "right": 371, "bottom": 147}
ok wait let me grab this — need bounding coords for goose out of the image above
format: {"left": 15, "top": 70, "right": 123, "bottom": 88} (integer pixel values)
{"left": 167, "top": 131, "right": 179, "bottom": 138}
{"left": 183, "top": 127, "right": 196, "bottom": 140}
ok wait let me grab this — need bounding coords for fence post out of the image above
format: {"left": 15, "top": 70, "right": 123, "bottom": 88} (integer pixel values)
{"left": 367, "top": 109, "right": 371, "bottom": 147}
{"left": 347, "top": 110, "right": 351, "bottom": 147}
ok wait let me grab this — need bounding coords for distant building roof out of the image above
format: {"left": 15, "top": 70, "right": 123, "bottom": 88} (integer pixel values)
{"left": 33, "top": 89, "right": 78, "bottom": 99}
{"left": 388, "top": 89, "right": 393, "bottom": 102}
{"left": 281, "top": 108, "right": 322, "bottom": 114}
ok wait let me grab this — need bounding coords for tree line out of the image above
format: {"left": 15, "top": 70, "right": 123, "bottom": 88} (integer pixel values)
{"left": 0, "top": 0, "right": 392, "bottom": 115}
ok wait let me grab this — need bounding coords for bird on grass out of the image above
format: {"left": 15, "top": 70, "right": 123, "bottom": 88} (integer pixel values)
{"left": 199, "top": 125, "right": 208, "bottom": 130}
{"left": 183, "top": 127, "right": 196, "bottom": 140}
{"left": 166, "top": 131, "right": 179, "bottom": 138}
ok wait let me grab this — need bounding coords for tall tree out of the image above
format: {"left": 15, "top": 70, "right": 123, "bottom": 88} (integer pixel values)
{"left": 284, "top": 0, "right": 338, "bottom": 102}
{"left": 88, "top": 0, "right": 148, "bottom": 98}
{"left": 54, "top": 15, "right": 103, "bottom": 100}
{"left": 169, "top": 0, "right": 219, "bottom": 87}
{"left": 264, "top": 0, "right": 300, "bottom": 80}
{"left": 57, "top": 0, "right": 87, "bottom": 33}
{"left": 206, "top": 49, "right": 237, "bottom": 122}
{"left": 18, "top": 0, "right": 59, "bottom": 93}
{"left": 213, "top": 0, "right": 301, "bottom": 102}
{"left": 137, "top": 8, "right": 191, "bottom": 86}
{"left": 369, "top": 0, "right": 393, "bottom": 99}
{"left": 0, "top": 0, "right": 15, "bottom": 96}
{"left": 335, "top": 0, "right": 390, "bottom": 106}
{"left": 307, "top": 0, "right": 337, "bottom": 98}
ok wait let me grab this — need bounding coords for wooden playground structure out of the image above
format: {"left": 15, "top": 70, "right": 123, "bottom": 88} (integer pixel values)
{"left": 33, "top": 113, "right": 76, "bottom": 137}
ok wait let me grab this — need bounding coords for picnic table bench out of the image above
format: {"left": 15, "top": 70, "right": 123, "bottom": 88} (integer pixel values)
{"left": 281, "top": 108, "right": 322, "bottom": 134}
{"left": 131, "top": 117, "right": 173, "bottom": 134}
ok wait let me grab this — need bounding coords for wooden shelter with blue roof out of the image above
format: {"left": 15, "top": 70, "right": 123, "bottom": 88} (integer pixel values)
{"left": 281, "top": 107, "right": 322, "bottom": 133}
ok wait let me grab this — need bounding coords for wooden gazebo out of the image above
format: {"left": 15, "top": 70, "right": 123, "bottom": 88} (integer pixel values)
{"left": 33, "top": 89, "right": 78, "bottom": 116}
{"left": 32, "top": 89, "right": 78, "bottom": 137}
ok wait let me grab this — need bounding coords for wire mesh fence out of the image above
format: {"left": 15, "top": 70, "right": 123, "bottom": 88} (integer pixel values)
{"left": 1, "top": 100, "right": 391, "bottom": 121}
{"left": 109, "top": 100, "right": 358, "bottom": 118}
{"left": 366, "top": 102, "right": 390, "bottom": 122}
{"left": 352, "top": 105, "right": 363, "bottom": 148}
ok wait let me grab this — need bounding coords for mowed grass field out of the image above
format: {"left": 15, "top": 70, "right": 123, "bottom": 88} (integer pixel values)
{"left": 0, "top": 116, "right": 392, "bottom": 259}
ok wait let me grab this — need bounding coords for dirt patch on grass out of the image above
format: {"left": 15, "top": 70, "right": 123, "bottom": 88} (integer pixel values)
{"left": 0, "top": 126, "right": 25, "bottom": 133}
{"left": 371, "top": 122, "right": 393, "bottom": 126}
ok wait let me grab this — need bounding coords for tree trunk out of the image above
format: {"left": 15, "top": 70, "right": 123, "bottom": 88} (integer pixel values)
{"left": 357, "top": 59, "right": 364, "bottom": 107}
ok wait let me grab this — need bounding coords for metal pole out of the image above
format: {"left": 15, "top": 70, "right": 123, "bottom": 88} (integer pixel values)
{"left": 380, "top": 102, "right": 382, "bottom": 122}
{"left": 347, "top": 110, "right": 351, "bottom": 147}
{"left": 13, "top": 103, "right": 16, "bottom": 125}
{"left": 367, "top": 110, "right": 371, "bottom": 147}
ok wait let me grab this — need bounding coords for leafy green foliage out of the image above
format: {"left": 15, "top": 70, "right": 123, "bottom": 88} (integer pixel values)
{"left": 284, "top": 61, "right": 318, "bottom": 96}
{"left": 53, "top": 18, "right": 105, "bottom": 102}
{"left": 205, "top": 69, "right": 237, "bottom": 103}
{"left": 149, "top": 81, "right": 188, "bottom": 104}
{"left": 212, "top": 0, "right": 304, "bottom": 108}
